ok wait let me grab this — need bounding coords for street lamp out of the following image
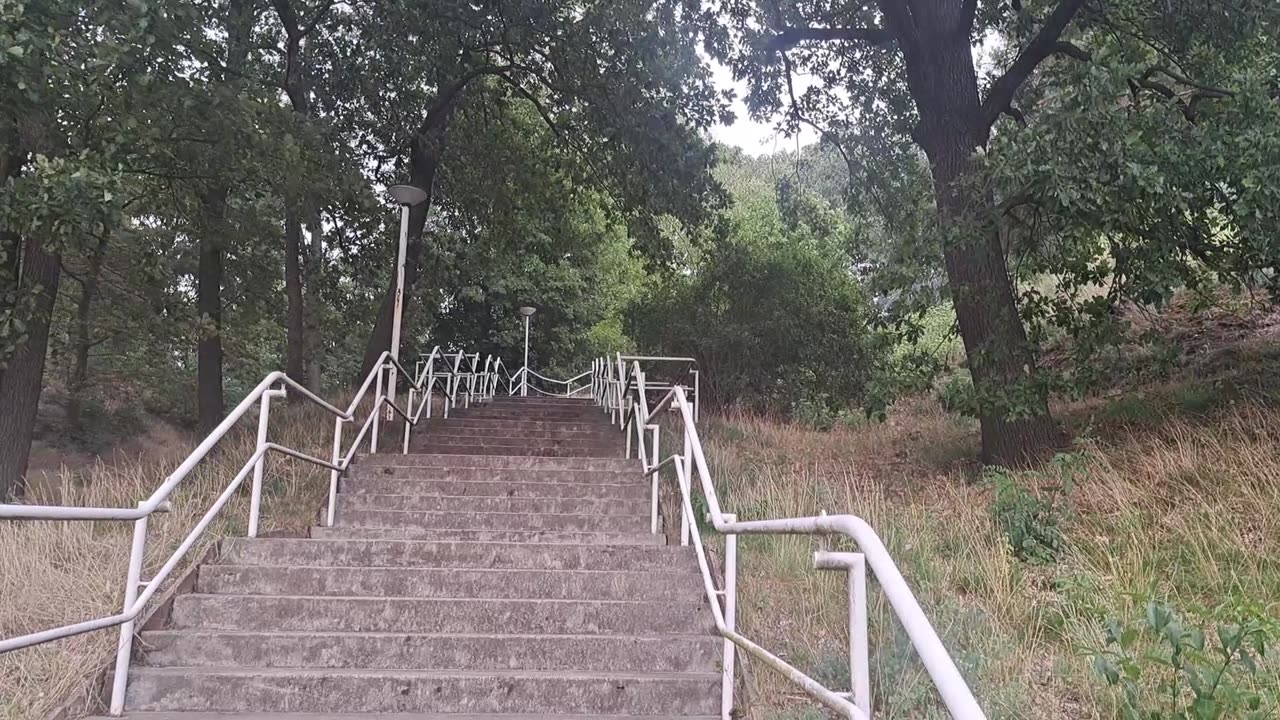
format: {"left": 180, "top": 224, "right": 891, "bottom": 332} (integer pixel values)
{"left": 519, "top": 306, "right": 536, "bottom": 397}
{"left": 386, "top": 184, "right": 429, "bottom": 414}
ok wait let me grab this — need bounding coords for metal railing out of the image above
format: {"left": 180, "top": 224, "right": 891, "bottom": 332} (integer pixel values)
{"left": 0, "top": 345, "right": 506, "bottom": 715}
{"left": 592, "top": 356, "right": 986, "bottom": 720}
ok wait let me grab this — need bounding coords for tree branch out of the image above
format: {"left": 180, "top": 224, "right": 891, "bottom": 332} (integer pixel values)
{"left": 767, "top": 25, "right": 894, "bottom": 51}
{"left": 1052, "top": 40, "right": 1091, "bottom": 61}
{"left": 979, "top": 0, "right": 1089, "bottom": 130}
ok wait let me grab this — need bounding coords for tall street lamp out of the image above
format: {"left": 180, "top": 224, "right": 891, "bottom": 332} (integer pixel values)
{"left": 519, "top": 306, "right": 536, "bottom": 397}
{"left": 386, "top": 184, "right": 430, "bottom": 413}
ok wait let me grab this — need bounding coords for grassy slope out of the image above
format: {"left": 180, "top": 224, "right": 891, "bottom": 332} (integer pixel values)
{"left": 0, "top": 403, "right": 343, "bottom": 719}
{"left": 693, "top": 370, "right": 1280, "bottom": 717}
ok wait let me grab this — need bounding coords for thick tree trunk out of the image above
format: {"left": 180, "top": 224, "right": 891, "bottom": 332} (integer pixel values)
{"left": 0, "top": 238, "right": 61, "bottom": 499}
{"left": 197, "top": 189, "right": 227, "bottom": 432}
{"left": 358, "top": 125, "right": 446, "bottom": 380}
{"left": 67, "top": 233, "right": 108, "bottom": 430}
{"left": 903, "top": 33, "right": 1062, "bottom": 465}
{"left": 284, "top": 205, "right": 305, "bottom": 380}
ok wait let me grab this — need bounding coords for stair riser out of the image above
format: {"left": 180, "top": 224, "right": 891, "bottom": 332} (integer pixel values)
{"left": 220, "top": 539, "right": 693, "bottom": 572}
{"left": 340, "top": 478, "right": 648, "bottom": 500}
{"left": 424, "top": 417, "right": 614, "bottom": 427}
{"left": 141, "top": 632, "right": 721, "bottom": 673}
{"left": 462, "top": 409, "right": 606, "bottom": 419}
{"left": 419, "top": 429, "right": 621, "bottom": 441}
{"left": 197, "top": 566, "right": 702, "bottom": 601}
{"left": 358, "top": 455, "right": 634, "bottom": 471}
{"left": 171, "top": 595, "right": 712, "bottom": 634}
{"left": 309, "top": 527, "right": 665, "bottom": 544}
{"left": 411, "top": 445, "right": 621, "bottom": 458}
{"left": 339, "top": 494, "right": 646, "bottom": 516}
{"left": 415, "top": 436, "right": 622, "bottom": 450}
{"left": 346, "top": 467, "right": 642, "bottom": 483}
{"left": 335, "top": 509, "right": 649, "bottom": 533}
{"left": 126, "top": 670, "right": 720, "bottom": 715}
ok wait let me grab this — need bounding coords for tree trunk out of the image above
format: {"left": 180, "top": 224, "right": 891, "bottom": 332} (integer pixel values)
{"left": 903, "top": 32, "right": 1062, "bottom": 465}
{"left": 67, "top": 233, "right": 108, "bottom": 430}
{"left": 0, "top": 238, "right": 61, "bottom": 499}
{"left": 358, "top": 122, "right": 448, "bottom": 380}
{"left": 284, "top": 204, "right": 305, "bottom": 380}
{"left": 197, "top": 189, "right": 227, "bottom": 432}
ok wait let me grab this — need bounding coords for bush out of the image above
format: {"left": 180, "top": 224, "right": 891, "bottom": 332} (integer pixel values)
{"left": 626, "top": 237, "right": 885, "bottom": 417}
{"left": 985, "top": 457, "right": 1075, "bottom": 564}
{"left": 1091, "top": 599, "right": 1277, "bottom": 719}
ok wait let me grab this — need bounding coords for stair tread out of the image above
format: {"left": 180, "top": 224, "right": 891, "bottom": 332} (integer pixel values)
{"left": 132, "top": 666, "right": 718, "bottom": 679}
{"left": 102, "top": 707, "right": 721, "bottom": 712}
{"left": 142, "top": 629, "right": 715, "bottom": 640}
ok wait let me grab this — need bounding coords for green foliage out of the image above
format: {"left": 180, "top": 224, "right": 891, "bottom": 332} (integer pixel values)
{"left": 985, "top": 455, "right": 1081, "bottom": 564}
{"left": 937, "top": 373, "right": 978, "bottom": 418}
{"left": 1092, "top": 600, "right": 1278, "bottom": 719}
{"left": 627, "top": 157, "right": 884, "bottom": 416}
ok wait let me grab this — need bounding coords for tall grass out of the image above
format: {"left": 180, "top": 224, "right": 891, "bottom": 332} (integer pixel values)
{"left": 683, "top": 399, "right": 1280, "bottom": 719}
{"left": 0, "top": 402, "right": 338, "bottom": 719}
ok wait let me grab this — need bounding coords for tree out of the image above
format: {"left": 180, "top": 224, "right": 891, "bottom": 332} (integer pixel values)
{"left": 710, "top": 0, "right": 1129, "bottom": 463}
{"left": 324, "top": 0, "right": 729, "bottom": 378}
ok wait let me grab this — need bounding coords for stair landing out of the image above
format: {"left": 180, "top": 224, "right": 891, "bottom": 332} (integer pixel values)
{"left": 104, "top": 396, "right": 719, "bottom": 720}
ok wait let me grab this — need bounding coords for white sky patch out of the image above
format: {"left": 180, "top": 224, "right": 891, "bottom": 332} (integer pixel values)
{"left": 708, "top": 59, "right": 818, "bottom": 156}
{"left": 707, "top": 31, "right": 1005, "bottom": 156}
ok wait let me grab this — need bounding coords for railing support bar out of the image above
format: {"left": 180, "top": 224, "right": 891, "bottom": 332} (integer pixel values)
{"left": 108, "top": 508, "right": 148, "bottom": 715}
{"left": 721, "top": 512, "right": 738, "bottom": 720}
{"left": 326, "top": 417, "right": 344, "bottom": 526}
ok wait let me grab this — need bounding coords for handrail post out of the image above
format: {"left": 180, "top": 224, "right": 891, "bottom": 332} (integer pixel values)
{"left": 108, "top": 506, "right": 149, "bottom": 715}
{"left": 248, "top": 387, "right": 284, "bottom": 538}
{"left": 402, "top": 388, "right": 415, "bottom": 454}
{"left": 693, "top": 370, "right": 701, "bottom": 423}
{"left": 649, "top": 425, "right": 660, "bottom": 534}
{"left": 371, "top": 364, "right": 383, "bottom": 453}
{"left": 326, "top": 417, "right": 344, "bottom": 526}
{"left": 816, "top": 551, "right": 871, "bottom": 718}
{"left": 721, "top": 512, "right": 738, "bottom": 720}
{"left": 681, "top": 428, "right": 693, "bottom": 546}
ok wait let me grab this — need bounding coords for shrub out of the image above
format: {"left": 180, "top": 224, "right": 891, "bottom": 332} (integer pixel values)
{"left": 985, "top": 458, "right": 1073, "bottom": 564}
{"left": 1091, "top": 600, "right": 1277, "bottom": 719}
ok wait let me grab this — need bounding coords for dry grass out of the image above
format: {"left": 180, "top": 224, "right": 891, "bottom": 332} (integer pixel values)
{"left": 0, "top": 402, "right": 340, "bottom": 719}
{"left": 676, "top": 396, "right": 1280, "bottom": 719}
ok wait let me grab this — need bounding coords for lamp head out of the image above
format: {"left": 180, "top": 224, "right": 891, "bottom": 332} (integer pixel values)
{"left": 388, "top": 184, "right": 429, "bottom": 206}
{"left": 518, "top": 306, "right": 537, "bottom": 317}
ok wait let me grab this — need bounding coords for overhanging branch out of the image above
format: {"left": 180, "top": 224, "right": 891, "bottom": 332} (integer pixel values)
{"left": 979, "top": 0, "right": 1089, "bottom": 130}
{"left": 768, "top": 25, "right": 894, "bottom": 51}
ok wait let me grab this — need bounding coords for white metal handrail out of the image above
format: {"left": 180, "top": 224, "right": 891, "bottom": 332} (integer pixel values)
{"left": 0, "top": 344, "right": 504, "bottom": 715}
{"left": 595, "top": 357, "right": 986, "bottom": 720}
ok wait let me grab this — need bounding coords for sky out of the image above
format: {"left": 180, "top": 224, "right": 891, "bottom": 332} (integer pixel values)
{"left": 707, "top": 60, "right": 818, "bottom": 157}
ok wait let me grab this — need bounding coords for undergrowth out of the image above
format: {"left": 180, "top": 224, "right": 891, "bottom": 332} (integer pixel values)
{"left": 0, "top": 401, "right": 345, "bottom": 719}
{"left": 682, "top": 393, "right": 1280, "bottom": 719}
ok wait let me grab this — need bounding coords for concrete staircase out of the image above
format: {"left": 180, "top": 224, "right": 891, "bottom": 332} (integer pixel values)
{"left": 111, "top": 396, "right": 720, "bottom": 719}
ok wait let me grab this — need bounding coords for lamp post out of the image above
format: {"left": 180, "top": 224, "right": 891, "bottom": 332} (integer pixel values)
{"left": 519, "top": 306, "right": 536, "bottom": 397}
{"left": 386, "top": 184, "right": 430, "bottom": 415}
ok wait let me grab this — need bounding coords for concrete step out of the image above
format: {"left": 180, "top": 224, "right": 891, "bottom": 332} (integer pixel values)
{"left": 339, "top": 476, "right": 649, "bottom": 499}
{"left": 335, "top": 508, "right": 649, "bottom": 533}
{"left": 310, "top": 526, "right": 665, "bottom": 544}
{"left": 140, "top": 630, "right": 720, "bottom": 673}
{"left": 420, "top": 427, "right": 621, "bottom": 441}
{"left": 358, "top": 453, "right": 636, "bottom": 472}
{"left": 171, "top": 594, "right": 712, "bottom": 635}
{"left": 125, "top": 667, "right": 720, "bottom": 715}
{"left": 196, "top": 565, "right": 702, "bottom": 601}
{"left": 422, "top": 419, "right": 616, "bottom": 432}
{"left": 346, "top": 465, "right": 642, "bottom": 484}
{"left": 220, "top": 538, "right": 694, "bottom": 572}
{"left": 338, "top": 493, "right": 647, "bottom": 516}
{"left": 462, "top": 407, "right": 604, "bottom": 418}
{"left": 96, "top": 707, "right": 727, "bottom": 712}
{"left": 411, "top": 444, "right": 621, "bottom": 458}
{"left": 487, "top": 398, "right": 598, "bottom": 407}
{"left": 414, "top": 434, "right": 622, "bottom": 450}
